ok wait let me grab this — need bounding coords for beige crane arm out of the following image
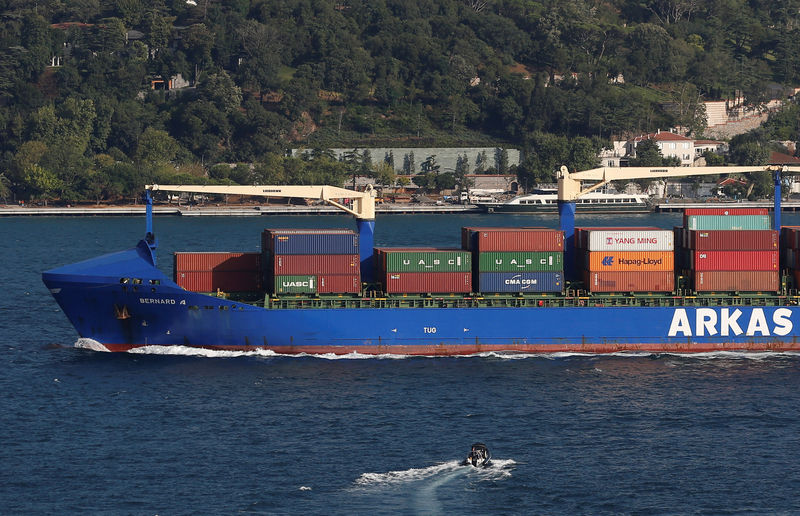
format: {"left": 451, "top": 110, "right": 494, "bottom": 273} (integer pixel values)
{"left": 146, "top": 184, "right": 376, "bottom": 220}
{"left": 557, "top": 165, "right": 800, "bottom": 201}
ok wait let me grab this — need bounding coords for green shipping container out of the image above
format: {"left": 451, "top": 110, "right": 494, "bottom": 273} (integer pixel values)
{"left": 478, "top": 252, "right": 564, "bottom": 272}
{"left": 685, "top": 215, "right": 771, "bottom": 231}
{"left": 274, "top": 275, "right": 317, "bottom": 294}
{"left": 378, "top": 250, "right": 472, "bottom": 272}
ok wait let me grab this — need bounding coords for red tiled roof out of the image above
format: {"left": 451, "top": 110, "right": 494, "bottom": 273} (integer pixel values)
{"left": 770, "top": 151, "right": 800, "bottom": 165}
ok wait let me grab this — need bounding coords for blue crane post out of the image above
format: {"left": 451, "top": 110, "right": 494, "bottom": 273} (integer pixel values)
{"left": 558, "top": 200, "right": 577, "bottom": 280}
{"left": 357, "top": 218, "right": 375, "bottom": 282}
{"left": 774, "top": 167, "right": 782, "bottom": 232}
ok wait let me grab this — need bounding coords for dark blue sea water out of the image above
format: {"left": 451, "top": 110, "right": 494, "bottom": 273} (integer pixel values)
{"left": 4, "top": 212, "right": 800, "bottom": 515}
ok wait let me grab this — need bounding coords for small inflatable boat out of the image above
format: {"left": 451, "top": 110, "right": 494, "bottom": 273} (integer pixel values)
{"left": 462, "top": 442, "right": 491, "bottom": 468}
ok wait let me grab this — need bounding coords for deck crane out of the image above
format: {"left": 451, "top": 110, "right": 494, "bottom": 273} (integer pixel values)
{"left": 557, "top": 164, "right": 800, "bottom": 278}
{"left": 143, "top": 184, "right": 376, "bottom": 279}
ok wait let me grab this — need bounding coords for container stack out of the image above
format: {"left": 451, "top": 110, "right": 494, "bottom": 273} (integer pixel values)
{"left": 374, "top": 248, "right": 472, "bottom": 293}
{"left": 781, "top": 225, "right": 800, "bottom": 289}
{"left": 682, "top": 208, "right": 779, "bottom": 292}
{"left": 174, "top": 252, "right": 262, "bottom": 292}
{"left": 462, "top": 227, "right": 564, "bottom": 293}
{"left": 262, "top": 229, "right": 361, "bottom": 294}
{"left": 576, "top": 227, "right": 675, "bottom": 292}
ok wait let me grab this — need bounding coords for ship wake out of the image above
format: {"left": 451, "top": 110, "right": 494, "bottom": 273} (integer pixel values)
{"left": 354, "top": 458, "right": 515, "bottom": 487}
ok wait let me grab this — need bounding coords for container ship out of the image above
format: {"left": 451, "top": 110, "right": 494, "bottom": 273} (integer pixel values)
{"left": 42, "top": 166, "right": 800, "bottom": 354}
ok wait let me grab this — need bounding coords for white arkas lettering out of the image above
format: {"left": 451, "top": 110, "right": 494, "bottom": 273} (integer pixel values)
{"left": 668, "top": 308, "right": 793, "bottom": 337}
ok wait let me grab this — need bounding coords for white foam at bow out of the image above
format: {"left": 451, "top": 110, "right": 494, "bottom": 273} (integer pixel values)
{"left": 75, "top": 338, "right": 110, "bottom": 352}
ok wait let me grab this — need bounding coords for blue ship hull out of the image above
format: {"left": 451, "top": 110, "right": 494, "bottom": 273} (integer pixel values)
{"left": 42, "top": 240, "right": 800, "bottom": 354}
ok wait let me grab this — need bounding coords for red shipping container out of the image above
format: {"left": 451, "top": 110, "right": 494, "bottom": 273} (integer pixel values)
{"left": 683, "top": 208, "right": 769, "bottom": 216}
{"left": 381, "top": 272, "right": 472, "bottom": 293}
{"left": 461, "top": 227, "right": 563, "bottom": 251}
{"left": 584, "top": 271, "right": 674, "bottom": 292}
{"left": 272, "top": 254, "right": 359, "bottom": 275}
{"left": 174, "top": 252, "right": 261, "bottom": 272}
{"left": 316, "top": 274, "right": 361, "bottom": 293}
{"left": 685, "top": 230, "right": 778, "bottom": 250}
{"left": 175, "top": 270, "right": 262, "bottom": 292}
{"left": 693, "top": 271, "right": 779, "bottom": 292}
{"left": 690, "top": 250, "right": 778, "bottom": 271}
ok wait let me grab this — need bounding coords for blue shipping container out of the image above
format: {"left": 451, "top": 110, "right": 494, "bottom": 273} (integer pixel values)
{"left": 478, "top": 272, "right": 563, "bottom": 292}
{"left": 266, "top": 231, "right": 359, "bottom": 255}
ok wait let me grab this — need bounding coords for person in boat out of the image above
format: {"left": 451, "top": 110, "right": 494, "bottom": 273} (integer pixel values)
{"left": 462, "top": 442, "right": 491, "bottom": 467}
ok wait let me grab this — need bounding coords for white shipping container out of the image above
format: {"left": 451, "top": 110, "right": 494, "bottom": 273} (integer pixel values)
{"left": 586, "top": 230, "right": 674, "bottom": 251}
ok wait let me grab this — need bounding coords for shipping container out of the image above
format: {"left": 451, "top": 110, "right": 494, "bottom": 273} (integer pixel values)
{"left": 175, "top": 270, "right": 262, "bottom": 292}
{"left": 271, "top": 274, "right": 361, "bottom": 294}
{"left": 375, "top": 248, "right": 471, "bottom": 273}
{"left": 380, "top": 272, "right": 472, "bottom": 293}
{"left": 690, "top": 250, "right": 778, "bottom": 271}
{"left": 272, "top": 254, "right": 359, "bottom": 275}
{"left": 693, "top": 270, "right": 779, "bottom": 292}
{"left": 174, "top": 252, "right": 261, "bottom": 272}
{"left": 262, "top": 229, "right": 358, "bottom": 255}
{"left": 580, "top": 229, "right": 674, "bottom": 252}
{"left": 685, "top": 230, "right": 778, "bottom": 250}
{"left": 461, "top": 227, "right": 563, "bottom": 252}
{"left": 684, "top": 215, "right": 771, "bottom": 231}
{"left": 477, "top": 272, "right": 563, "bottom": 292}
{"left": 575, "top": 227, "right": 662, "bottom": 249}
{"left": 477, "top": 251, "right": 564, "bottom": 272}
{"left": 584, "top": 271, "right": 675, "bottom": 292}
{"left": 585, "top": 251, "right": 674, "bottom": 271}
{"left": 683, "top": 208, "right": 769, "bottom": 216}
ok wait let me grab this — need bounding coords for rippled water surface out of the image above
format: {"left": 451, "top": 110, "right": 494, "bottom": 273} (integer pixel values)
{"left": 3, "top": 212, "right": 800, "bottom": 514}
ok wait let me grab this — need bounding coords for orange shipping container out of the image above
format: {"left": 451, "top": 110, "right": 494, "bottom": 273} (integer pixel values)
{"left": 585, "top": 251, "right": 674, "bottom": 271}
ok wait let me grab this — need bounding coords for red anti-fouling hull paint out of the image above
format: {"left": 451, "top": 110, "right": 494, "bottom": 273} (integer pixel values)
{"left": 461, "top": 227, "right": 564, "bottom": 252}
{"left": 693, "top": 271, "right": 779, "bottom": 292}
{"left": 584, "top": 271, "right": 675, "bottom": 292}
{"left": 174, "top": 252, "right": 261, "bottom": 272}
{"left": 100, "top": 341, "right": 800, "bottom": 355}
{"left": 691, "top": 250, "right": 778, "bottom": 271}
{"left": 272, "top": 254, "right": 359, "bottom": 275}
{"left": 685, "top": 230, "right": 778, "bottom": 250}
{"left": 381, "top": 272, "right": 472, "bottom": 293}
{"left": 175, "top": 270, "right": 262, "bottom": 292}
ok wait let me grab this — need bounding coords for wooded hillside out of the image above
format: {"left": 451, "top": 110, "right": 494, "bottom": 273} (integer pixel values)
{"left": 1, "top": 0, "right": 800, "bottom": 202}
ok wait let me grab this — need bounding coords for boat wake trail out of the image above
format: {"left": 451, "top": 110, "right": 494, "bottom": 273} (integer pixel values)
{"left": 354, "top": 461, "right": 463, "bottom": 486}
{"left": 354, "top": 458, "right": 516, "bottom": 487}
{"left": 353, "top": 459, "right": 515, "bottom": 514}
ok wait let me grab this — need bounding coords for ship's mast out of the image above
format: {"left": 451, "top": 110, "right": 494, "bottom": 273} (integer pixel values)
{"left": 557, "top": 165, "right": 800, "bottom": 279}
{"left": 144, "top": 184, "right": 377, "bottom": 281}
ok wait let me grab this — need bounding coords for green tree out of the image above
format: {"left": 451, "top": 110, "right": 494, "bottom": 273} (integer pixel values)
{"left": 22, "top": 163, "right": 61, "bottom": 205}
